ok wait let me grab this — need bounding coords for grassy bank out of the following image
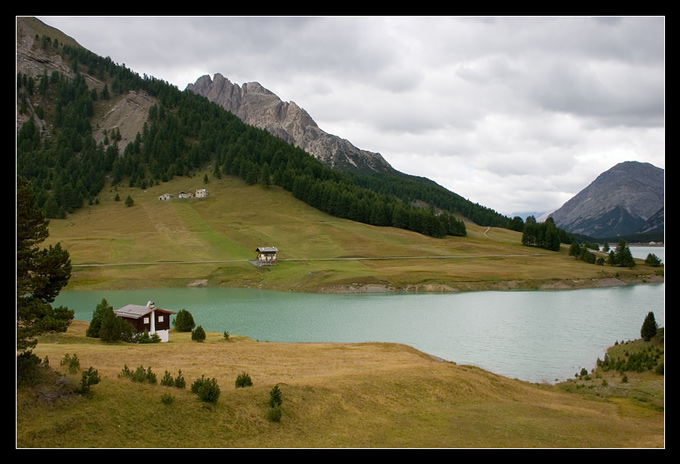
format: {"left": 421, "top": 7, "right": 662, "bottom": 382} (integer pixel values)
{"left": 17, "top": 321, "right": 663, "bottom": 448}
{"left": 44, "top": 172, "right": 663, "bottom": 293}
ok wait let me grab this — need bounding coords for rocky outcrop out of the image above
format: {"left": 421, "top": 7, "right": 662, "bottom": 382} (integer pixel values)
{"left": 186, "top": 73, "right": 395, "bottom": 174}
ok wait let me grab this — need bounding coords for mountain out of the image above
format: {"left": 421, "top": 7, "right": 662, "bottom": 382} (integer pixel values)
{"left": 185, "top": 73, "right": 518, "bottom": 229}
{"left": 186, "top": 73, "right": 394, "bottom": 174}
{"left": 549, "top": 161, "right": 664, "bottom": 240}
{"left": 17, "top": 17, "right": 477, "bottom": 238}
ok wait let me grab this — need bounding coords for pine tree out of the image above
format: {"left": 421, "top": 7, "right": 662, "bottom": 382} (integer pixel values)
{"left": 99, "top": 307, "right": 134, "bottom": 342}
{"left": 641, "top": 311, "right": 658, "bottom": 341}
{"left": 173, "top": 309, "right": 196, "bottom": 332}
{"left": 614, "top": 239, "right": 636, "bottom": 267}
{"left": 17, "top": 176, "right": 73, "bottom": 353}
{"left": 269, "top": 384, "right": 283, "bottom": 408}
{"left": 86, "top": 298, "right": 113, "bottom": 338}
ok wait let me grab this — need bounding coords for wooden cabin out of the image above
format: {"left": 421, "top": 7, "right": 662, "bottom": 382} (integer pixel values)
{"left": 256, "top": 247, "right": 278, "bottom": 265}
{"left": 114, "top": 301, "right": 176, "bottom": 342}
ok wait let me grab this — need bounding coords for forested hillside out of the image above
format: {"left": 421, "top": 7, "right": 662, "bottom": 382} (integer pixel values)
{"left": 17, "top": 29, "right": 520, "bottom": 238}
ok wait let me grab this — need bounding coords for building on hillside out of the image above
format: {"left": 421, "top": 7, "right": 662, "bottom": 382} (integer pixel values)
{"left": 178, "top": 191, "right": 194, "bottom": 199}
{"left": 158, "top": 193, "right": 172, "bottom": 201}
{"left": 256, "top": 247, "right": 278, "bottom": 265}
{"left": 196, "top": 188, "right": 208, "bottom": 198}
{"left": 114, "top": 301, "right": 176, "bottom": 342}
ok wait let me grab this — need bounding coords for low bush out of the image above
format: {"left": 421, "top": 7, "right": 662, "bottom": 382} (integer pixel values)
{"left": 191, "top": 375, "right": 221, "bottom": 403}
{"left": 161, "top": 370, "right": 186, "bottom": 388}
{"left": 191, "top": 326, "right": 206, "bottom": 342}
{"left": 235, "top": 372, "right": 252, "bottom": 388}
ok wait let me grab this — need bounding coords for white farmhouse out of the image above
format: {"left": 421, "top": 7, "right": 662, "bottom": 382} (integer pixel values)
{"left": 196, "top": 188, "right": 208, "bottom": 198}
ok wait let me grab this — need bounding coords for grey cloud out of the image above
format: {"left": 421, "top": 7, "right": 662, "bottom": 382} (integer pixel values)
{"left": 35, "top": 15, "right": 664, "bottom": 216}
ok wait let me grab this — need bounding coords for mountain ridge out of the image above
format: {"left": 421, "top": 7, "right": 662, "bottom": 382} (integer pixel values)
{"left": 186, "top": 73, "right": 395, "bottom": 175}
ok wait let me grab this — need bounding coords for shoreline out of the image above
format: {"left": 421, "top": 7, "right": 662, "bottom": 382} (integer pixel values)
{"left": 67, "top": 273, "right": 664, "bottom": 294}
{"left": 314, "top": 274, "right": 664, "bottom": 294}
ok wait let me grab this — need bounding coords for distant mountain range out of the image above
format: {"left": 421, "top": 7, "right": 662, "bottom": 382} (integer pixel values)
{"left": 186, "top": 74, "right": 394, "bottom": 175}
{"left": 549, "top": 161, "right": 664, "bottom": 241}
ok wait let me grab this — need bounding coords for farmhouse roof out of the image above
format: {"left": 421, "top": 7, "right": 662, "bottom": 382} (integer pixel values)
{"left": 115, "top": 303, "right": 175, "bottom": 319}
{"left": 256, "top": 247, "right": 278, "bottom": 252}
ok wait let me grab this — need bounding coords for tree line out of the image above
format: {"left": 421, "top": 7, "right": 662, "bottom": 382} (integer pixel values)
{"left": 521, "top": 216, "right": 572, "bottom": 251}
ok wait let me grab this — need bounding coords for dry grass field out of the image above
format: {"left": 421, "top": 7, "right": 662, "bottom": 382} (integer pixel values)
{"left": 24, "top": 171, "right": 664, "bottom": 448}
{"left": 17, "top": 321, "right": 663, "bottom": 448}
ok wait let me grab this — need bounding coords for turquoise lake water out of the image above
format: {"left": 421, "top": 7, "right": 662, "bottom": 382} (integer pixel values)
{"left": 54, "top": 275, "right": 664, "bottom": 384}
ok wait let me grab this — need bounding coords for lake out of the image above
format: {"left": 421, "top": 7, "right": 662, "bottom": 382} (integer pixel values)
{"left": 54, "top": 265, "right": 664, "bottom": 384}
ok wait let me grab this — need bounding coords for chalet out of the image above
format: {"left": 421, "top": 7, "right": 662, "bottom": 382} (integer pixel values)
{"left": 158, "top": 193, "right": 172, "bottom": 201}
{"left": 114, "top": 301, "right": 176, "bottom": 342}
{"left": 256, "top": 246, "right": 278, "bottom": 265}
{"left": 196, "top": 188, "right": 208, "bottom": 198}
{"left": 178, "top": 191, "right": 194, "bottom": 199}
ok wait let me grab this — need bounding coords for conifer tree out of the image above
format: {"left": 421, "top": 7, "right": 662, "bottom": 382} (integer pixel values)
{"left": 614, "top": 239, "right": 636, "bottom": 267}
{"left": 641, "top": 311, "right": 658, "bottom": 341}
{"left": 17, "top": 176, "right": 73, "bottom": 354}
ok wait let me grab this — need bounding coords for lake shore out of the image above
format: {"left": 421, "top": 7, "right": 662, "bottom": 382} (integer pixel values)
{"left": 305, "top": 273, "right": 665, "bottom": 294}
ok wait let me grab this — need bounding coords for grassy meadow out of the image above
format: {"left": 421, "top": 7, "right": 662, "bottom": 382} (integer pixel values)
{"left": 44, "top": 170, "right": 662, "bottom": 293}
{"left": 21, "top": 174, "right": 665, "bottom": 448}
{"left": 17, "top": 321, "right": 664, "bottom": 448}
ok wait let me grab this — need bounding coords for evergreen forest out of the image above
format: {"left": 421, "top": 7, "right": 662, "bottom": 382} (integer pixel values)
{"left": 18, "top": 35, "right": 533, "bottom": 239}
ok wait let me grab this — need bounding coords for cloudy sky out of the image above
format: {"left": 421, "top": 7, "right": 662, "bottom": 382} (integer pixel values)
{"left": 36, "top": 15, "right": 665, "bottom": 216}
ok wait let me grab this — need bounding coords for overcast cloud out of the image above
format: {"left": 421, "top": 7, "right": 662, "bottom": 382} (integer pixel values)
{"left": 35, "top": 16, "right": 665, "bottom": 216}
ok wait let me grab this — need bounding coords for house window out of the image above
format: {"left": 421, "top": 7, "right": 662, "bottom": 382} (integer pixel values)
{"left": 158, "top": 316, "right": 164, "bottom": 323}
{"left": 144, "top": 317, "right": 149, "bottom": 324}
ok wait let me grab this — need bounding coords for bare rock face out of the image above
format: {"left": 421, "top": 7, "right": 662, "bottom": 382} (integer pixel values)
{"left": 187, "top": 73, "right": 394, "bottom": 174}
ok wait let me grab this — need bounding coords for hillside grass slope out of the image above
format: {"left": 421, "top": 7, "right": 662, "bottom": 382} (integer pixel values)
{"left": 45, "top": 169, "right": 662, "bottom": 293}
{"left": 17, "top": 321, "right": 664, "bottom": 448}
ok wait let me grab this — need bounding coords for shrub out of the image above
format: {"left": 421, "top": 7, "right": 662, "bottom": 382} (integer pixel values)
{"left": 123, "top": 365, "right": 157, "bottom": 384}
{"left": 235, "top": 372, "right": 252, "bottom": 388}
{"left": 267, "top": 406, "right": 282, "bottom": 422}
{"left": 134, "top": 330, "right": 161, "bottom": 344}
{"left": 60, "top": 353, "right": 80, "bottom": 374}
{"left": 191, "top": 325, "right": 206, "bottom": 342}
{"left": 161, "top": 370, "right": 186, "bottom": 388}
{"left": 191, "top": 375, "right": 221, "bottom": 403}
{"left": 161, "top": 371, "right": 174, "bottom": 387}
{"left": 161, "top": 393, "right": 175, "bottom": 405}
{"left": 119, "top": 364, "right": 132, "bottom": 378}
{"left": 175, "top": 370, "right": 186, "bottom": 389}
{"left": 17, "top": 351, "right": 42, "bottom": 386}
{"left": 79, "top": 367, "right": 100, "bottom": 394}
{"left": 269, "top": 384, "right": 283, "bottom": 408}
{"left": 645, "top": 253, "right": 662, "bottom": 267}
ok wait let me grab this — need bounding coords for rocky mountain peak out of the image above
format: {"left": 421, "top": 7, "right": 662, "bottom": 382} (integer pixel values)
{"left": 549, "top": 161, "right": 664, "bottom": 239}
{"left": 186, "top": 73, "right": 394, "bottom": 174}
